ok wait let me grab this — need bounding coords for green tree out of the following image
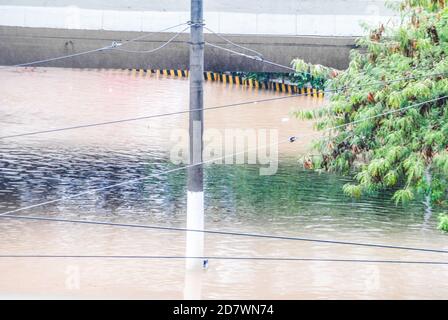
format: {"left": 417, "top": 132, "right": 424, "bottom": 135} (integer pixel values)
{"left": 294, "top": 0, "right": 448, "bottom": 217}
{"left": 439, "top": 213, "right": 448, "bottom": 231}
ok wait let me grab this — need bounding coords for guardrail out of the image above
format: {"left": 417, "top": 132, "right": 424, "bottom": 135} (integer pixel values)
{"left": 123, "top": 68, "right": 325, "bottom": 97}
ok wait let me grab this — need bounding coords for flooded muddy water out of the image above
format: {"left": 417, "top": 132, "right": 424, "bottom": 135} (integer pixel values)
{"left": 0, "top": 67, "right": 447, "bottom": 299}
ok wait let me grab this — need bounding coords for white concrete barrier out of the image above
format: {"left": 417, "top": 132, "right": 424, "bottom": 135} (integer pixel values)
{"left": 0, "top": 5, "right": 399, "bottom": 36}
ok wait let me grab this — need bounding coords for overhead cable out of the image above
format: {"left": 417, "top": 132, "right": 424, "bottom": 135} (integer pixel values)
{"left": 0, "top": 22, "right": 189, "bottom": 68}
{"left": 0, "top": 254, "right": 447, "bottom": 265}
{"left": 113, "top": 26, "right": 189, "bottom": 53}
{"left": 1, "top": 214, "right": 448, "bottom": 255}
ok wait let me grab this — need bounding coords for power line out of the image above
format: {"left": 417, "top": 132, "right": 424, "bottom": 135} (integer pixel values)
{"left": 0, "top": 94, "right": 304, "bottom": 140}
{"left": 334, "top": 71, "right": 446, "bottom": 92}
{"left": 119, "top": 22, "right": 189, "bottom": 44}
{"left": 1, "top": 46, "right": 117, "bottom": 69}
{"left": 113, "top": 26, "right": 189, "bottom": 53}
{"left": 204, "top": 26, "right": 265, "bottom": 58}
{"left": 0, "top": 22, "right": 293, "bottom": 71}
{"left": 1, "top": 214, "right": 448, "bottom": 255}
{"left": 0, "top": 254, "right": 447, "bottom": 265}
{"left": 319, "top": 95, "right": 448, "bottom": 133}
{"left": 0, "top": 22, "right": 189, "bottom": 69}
{"left": 205, "top": 41, "right": 297, "bottom": 73}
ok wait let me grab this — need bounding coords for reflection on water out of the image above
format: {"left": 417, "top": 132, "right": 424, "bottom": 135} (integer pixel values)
{"left": 0, "top": 68, "right": 447, "bottom": 299}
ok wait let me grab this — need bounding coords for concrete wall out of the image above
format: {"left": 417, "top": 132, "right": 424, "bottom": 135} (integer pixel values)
{"left": 0, "top": 26, "right": 356, "bottom": 71}
{"left": 0, "top": 1, "right": 401, "bottom": 70}
{"left": 0, "top": 0, "right": 398, "bottom": 14}
{"left": 0, "top": 1, "right": 400, "bottom": 36}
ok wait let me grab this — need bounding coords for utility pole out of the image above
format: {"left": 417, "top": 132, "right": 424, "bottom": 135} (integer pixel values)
{"left": 186, "top": 0, "right": 205, "bottom": 271}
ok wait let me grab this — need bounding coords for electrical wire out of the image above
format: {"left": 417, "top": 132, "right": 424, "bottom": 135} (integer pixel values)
{"left": 0, "top": 94, "right": 304, "bottom": 140}
{"left": 1, "top": 46, "right": 116, "bottom": 69}
{"left": 0, "top": 254, "right": 447, "bottom": 265}
{"left": 205, "top": 41, "right": 297, "bottom": 73}
{"left": 1, "top": 214, "right": 448, "bottom": 255}
{"left": 113, "top": 26, "right": 189, "bottom": 53}
{"left": 318, "top": 95, "right": 448, "bottom": 133}
{"left": 118, "top": 22, "right": 189, "bottom": 44}
{"left": 0, "top": 22, "right": 189, "bottom": 69}
{"left": 204, "top": 26, "right": 265, "bottom": 58}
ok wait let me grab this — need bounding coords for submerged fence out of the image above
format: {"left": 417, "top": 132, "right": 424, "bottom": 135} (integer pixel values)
{"left": 120, "top": 68, "right": 326, "bottom": 97}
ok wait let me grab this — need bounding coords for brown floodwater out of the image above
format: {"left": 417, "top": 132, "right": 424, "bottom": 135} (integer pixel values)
{"left": 0, "top": 67, "right": 447, "bottom": 299}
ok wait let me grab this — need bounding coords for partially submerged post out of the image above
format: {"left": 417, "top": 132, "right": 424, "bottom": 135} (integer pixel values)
{"left": 186, "top": 0, "right": 205, "bottom": 271}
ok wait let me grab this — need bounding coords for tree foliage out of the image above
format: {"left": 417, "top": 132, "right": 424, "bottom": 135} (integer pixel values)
{"left": 295, "top": 0, "right": 448, "bottom": 206}
{"left": 439, "top": 213, "right": 448, "bottom": 231}
{"left": 291, "top": 58, "right": 338, "bottom": 89}
{"left": 233, "top": 71, "right": 329, "bottom": 90}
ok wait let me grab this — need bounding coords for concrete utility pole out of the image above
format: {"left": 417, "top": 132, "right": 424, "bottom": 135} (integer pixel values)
{"left": 186, "top": 0, "right": 205, "bottom": 271}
